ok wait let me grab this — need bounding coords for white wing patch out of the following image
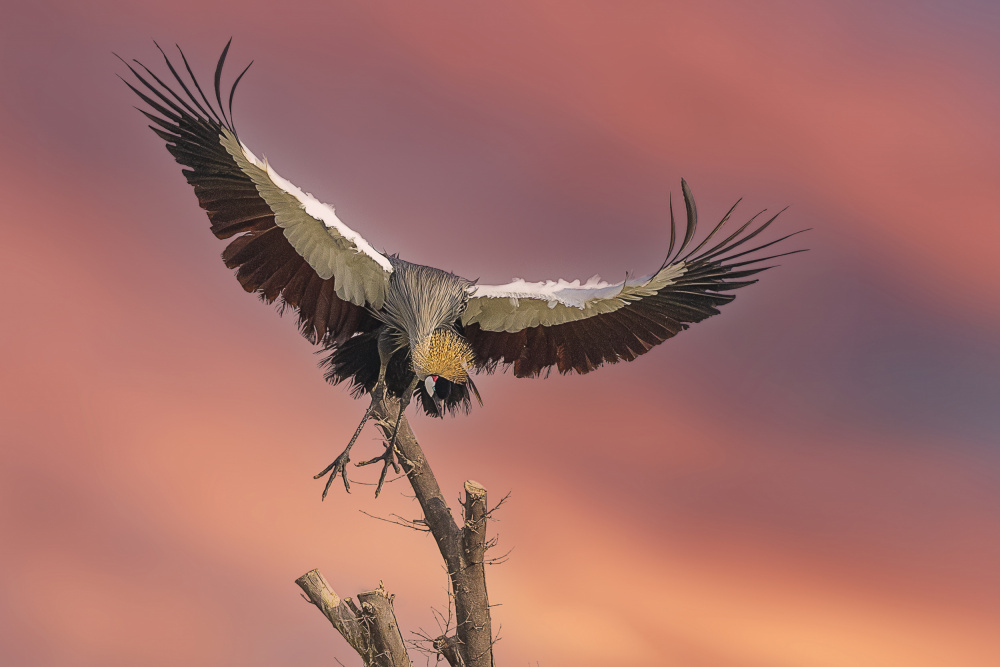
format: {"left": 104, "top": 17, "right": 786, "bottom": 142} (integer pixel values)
{"left": 220, "top": 130, "right": 392, "bottom": 307}
{"left": 238, "top": 141, "right": 393, "bottom": 273}
{"left": 470, "top": 276, "right": 626, "bottom": 308}
{"left": 463, "top": 263, "right": 688, "bottom": 333}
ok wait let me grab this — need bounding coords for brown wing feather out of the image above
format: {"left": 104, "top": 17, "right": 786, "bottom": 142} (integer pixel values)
{"left": 122, "top": 44, "right": 378, "bottom": 346}
{"left": 465, "top": 189, "right": 806, "bottom": 378}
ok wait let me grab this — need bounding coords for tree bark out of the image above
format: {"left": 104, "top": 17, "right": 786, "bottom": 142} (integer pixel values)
{"left": 358, "top": 585, "right": 411, "bottom": 667}
{"left": 457, "top": 480, "right": 494, "bottom": 667}
{"left": 371, "top": 397, "right": 495, "bottom": 666}
{"left": 295, "top": 570, "right": 373, "bottom": 662}
{"left": 433, "top": 634, "right": 466, "bottom": 667}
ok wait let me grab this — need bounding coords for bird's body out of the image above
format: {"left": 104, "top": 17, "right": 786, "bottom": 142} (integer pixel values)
{"left": 324, "top": 256, "right": 482, "bottom": 417}
{"left": 120, "top": 42, "right": 804, "bottom": 496}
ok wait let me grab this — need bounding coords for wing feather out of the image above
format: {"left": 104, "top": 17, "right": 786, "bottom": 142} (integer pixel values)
{"left": 464, "top": 181, "right": 806, "bottom": 377}
{"left": 121, "top": 43, "right": 387, "bottom": 345}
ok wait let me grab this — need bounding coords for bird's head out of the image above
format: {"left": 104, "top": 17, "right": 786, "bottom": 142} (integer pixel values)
{"left": 412, "top": 328, "right": 475, "bottom": 415}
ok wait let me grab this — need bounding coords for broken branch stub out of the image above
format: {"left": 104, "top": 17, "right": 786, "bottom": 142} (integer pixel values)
{"left": 358, "top": 585, "right": 411, "bottom": 667}
{"left": 295, "top": 569, "right": 372, "bottom": 660}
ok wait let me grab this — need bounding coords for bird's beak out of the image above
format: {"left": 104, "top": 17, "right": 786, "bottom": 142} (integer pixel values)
{"left": 432, "top": 393, "right": 446, "bottom": 418}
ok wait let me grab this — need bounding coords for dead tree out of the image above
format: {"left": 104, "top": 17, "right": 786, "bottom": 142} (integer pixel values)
{"left": 296, "top": 395, "right": 496, "bottom": 667}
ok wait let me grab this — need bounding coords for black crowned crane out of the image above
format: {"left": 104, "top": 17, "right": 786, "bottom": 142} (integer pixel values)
{"left": 119, "top": 43, "right": 804, "bottom": 498}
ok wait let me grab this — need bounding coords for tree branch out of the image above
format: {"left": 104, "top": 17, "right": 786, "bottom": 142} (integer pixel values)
{"left": 295, "top": 569, "right": 372, "bottom": 661}
{"left": 358, "top": 585, "right": 411, "bottom": 667}
{"left": 371, "top": 398, "right": 463, "bottom": 575}
{"left": 457, "top": 480, "right": 493, "bottom": 667}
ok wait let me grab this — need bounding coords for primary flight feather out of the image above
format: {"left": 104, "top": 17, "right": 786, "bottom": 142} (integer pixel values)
{"left": 119, "top": 41, "right": 805, "bottom": 497}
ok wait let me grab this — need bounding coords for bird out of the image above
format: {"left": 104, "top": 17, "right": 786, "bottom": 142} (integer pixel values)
{"left": 119, "top": 42, "right": 805, "bottom": 498}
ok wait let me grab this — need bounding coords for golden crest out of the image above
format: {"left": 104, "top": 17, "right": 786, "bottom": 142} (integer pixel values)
{"left": 412, "top": 329, "right": 475, "bottom": 383}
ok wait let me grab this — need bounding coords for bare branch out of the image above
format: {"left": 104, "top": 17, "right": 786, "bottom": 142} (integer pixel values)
{"left": 485, "top": 492, "right": 512, "bottom": 519}
{"left": 358, "top": 584, "right": 412, "bottom": 667}
{"left": 484, "top": 546, "right": 514, "bottom": 566}
{"left": 371, "top": 398, "right": 463, "bottom": 573}
{"left": 455, "top": 480, "right": 494, "bottom": 667}
{"left": 359, "top": 509, "right": 431, "bottom": 532}
{"left": 295, "top": 569, "right": 372, "bottom": 661}
{"left": 406, "top": 627, "right": 439, "bottom": 653}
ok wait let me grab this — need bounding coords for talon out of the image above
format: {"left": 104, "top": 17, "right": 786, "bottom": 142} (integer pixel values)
{"left": 315, "top": 376, "right": 388, "bottom": 499}
{"left": 314, "top": 460, "right": 337, "bottom": 479}
{"left": 357, "top": 441, "right": 398, "bottom": 498}
{"left": 365, "top": 378, "right": 414, "bottom": 497}
{"left": 316, "top": 449, "right": 352, "bottom": 500}
{"left": 375, "top": 457, "right": 391, "bottom": 498}
{"left": 314, "top": 334, "right": 414, "bottom": 501}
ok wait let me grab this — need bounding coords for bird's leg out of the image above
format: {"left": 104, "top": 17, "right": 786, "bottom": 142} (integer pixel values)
{"left": 357, "top": 375, "right": 418, "bottom": 498}
{"left": 314, "top": 331, "right": 395, "bottom": 499}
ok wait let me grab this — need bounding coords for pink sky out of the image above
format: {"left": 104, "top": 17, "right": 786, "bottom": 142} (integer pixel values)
{"left": 2, "top": 1, "right": 999, "bottom": 665}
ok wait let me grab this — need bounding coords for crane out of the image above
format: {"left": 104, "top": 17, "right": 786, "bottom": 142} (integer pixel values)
{"left": 119, "top": 42, "right": 805, "bottom": 498}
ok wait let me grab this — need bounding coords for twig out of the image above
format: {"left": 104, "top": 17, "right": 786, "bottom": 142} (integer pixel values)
{"left": 359, "top": 509, "right": 431, "bottom": 532}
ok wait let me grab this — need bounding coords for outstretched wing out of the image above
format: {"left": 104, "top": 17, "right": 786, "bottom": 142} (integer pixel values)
{"left": 462, "top": 180, "right": 805, "bottom": 377}
{"left": 119, "top": 41, "right": 391, "bottom": 345}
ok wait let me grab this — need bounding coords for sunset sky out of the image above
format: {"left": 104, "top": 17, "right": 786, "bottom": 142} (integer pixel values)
{"left": 2, "top": 1, "right": 999, "bottom": 665}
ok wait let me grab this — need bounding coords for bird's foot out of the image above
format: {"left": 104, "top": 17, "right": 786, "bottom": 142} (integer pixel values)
{"left": 357, "top": 439, "right": 401, "bottom": 498}
{"left": 314, "top": 384, "right": 387, "bottom": 500}
{"left": 355, "top": 378, "right": 412, "bottom": 497}
{"left": 314, "top": 448, "right": 352, "bottom": 499}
